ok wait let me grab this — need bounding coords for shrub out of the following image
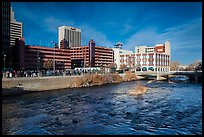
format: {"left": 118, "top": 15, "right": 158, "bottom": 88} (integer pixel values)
{"left": 124, "top": 72, "right": 137, "bottom": 81}
{"left": 112, "top": 73, "right": 123, "bottom": 83}
{"left": 74, "top": 73, "right": 123, "bottom": 87}
{"left": 129, "top": 81, "right": 149, "bottom": 96}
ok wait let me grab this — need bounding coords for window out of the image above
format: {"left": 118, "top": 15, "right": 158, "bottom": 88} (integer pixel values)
{"left": 142, "top": 67, "right": 147, "bottom": 71}
{"left": 149, "top": 55, "right": 153, "bottom": 58}
{"left": 143, "top": 55, "right": 146, "bottom": 59}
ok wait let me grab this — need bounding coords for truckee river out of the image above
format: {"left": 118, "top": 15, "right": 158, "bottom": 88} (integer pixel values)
{"left": 2, "top": 80, "right": 202, "bottom": 135}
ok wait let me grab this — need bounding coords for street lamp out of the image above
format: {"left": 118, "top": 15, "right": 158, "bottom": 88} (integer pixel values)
{"left": 37, "top": 51, "right": 40, "bottom": 73}
{"left": 3, "top": 54, "right": 6, "bottom": 72}
{"left": 51, "top": 41, "right": 55, "bottom": 73}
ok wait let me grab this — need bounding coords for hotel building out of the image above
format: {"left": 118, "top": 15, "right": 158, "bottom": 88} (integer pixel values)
{"left": 112, "top": 47, "right": 133, "bottom": 70}
{"left": 58, "top": 26, "right": 81, "bottom": 48}
{"left": 118, "top": 41, "right": 171, "bottom": 72}
{"left": 10, "top": 7, "right": 22, "bottom": 48}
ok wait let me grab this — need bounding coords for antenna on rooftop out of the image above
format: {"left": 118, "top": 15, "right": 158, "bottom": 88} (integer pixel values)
{"left": 114, "top": 42, "right": 123, "bottom": 49}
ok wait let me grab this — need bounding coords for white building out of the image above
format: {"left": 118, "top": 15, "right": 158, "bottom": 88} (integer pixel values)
{"left": 10, "top": 7, "right": 22, "bottom": 47}
{"left": 58, "top": 26, "right": 81, "bottom": 48}
{"left": 116, "top": 41, "right": 171, "bottom": 72}
{"left": 134, "top": 41, "right": 171, "bottom": 72}
{"left": 112, "top": 47, "right": 133, "bottom": 70}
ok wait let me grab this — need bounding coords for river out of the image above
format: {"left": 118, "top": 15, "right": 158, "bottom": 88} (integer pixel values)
{"left": 2, "top": 80, "right": 202, "bottom": 135}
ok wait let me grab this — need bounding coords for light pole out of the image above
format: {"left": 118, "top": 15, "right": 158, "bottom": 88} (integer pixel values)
{"left": 37, "top": 51, "right": 40, "bottom": 73}
{"left": 3, "top": 54, "right": 6, "bottom": 72}
{"left": 51, "top": 41, "right": 55, "bottom": 74}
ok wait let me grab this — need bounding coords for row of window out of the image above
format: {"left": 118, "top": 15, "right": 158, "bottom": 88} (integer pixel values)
{"left": 136, "top": 61, "right": 154, "bottom": 65}
{"left": 136, "top": 55, "right": 154, "bottom": 59}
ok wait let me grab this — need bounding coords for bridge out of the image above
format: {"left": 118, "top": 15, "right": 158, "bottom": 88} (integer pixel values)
{"left": 135, "top": 71, "right": 202, "bottom": 82}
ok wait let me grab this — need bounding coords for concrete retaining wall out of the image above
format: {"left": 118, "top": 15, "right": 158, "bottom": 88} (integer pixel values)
{"left": 2, "top": 74, "right": 145, "bottom": 96}
{"left": 2, "top": 76, "right": 82, "bottom": 96}
{"left": 2, "top": 76, "right": 80, "bottom": 90}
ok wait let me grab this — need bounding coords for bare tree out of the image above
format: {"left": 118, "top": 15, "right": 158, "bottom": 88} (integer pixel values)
{"left": 120, "top": 64, "right": 127, "bottom": 73}
{"left": 170, "top": 61, "right": 180, "bottom": 71}
{"left": 43, "top": 60, "right": 53, "bottom": 70}
{"left": 107, "top": 63, "right": 116, "bottom": 68}
{"left": 186, "top": 60, "right": 202, "bottom": 71}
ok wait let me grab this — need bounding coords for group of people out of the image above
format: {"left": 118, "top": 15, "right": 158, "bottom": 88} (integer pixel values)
{"left": 2, "top": 69, "right": 101, "bottom": 78}
{"left": 2, "top": 69, "right": 62, "bottom": 78}
{"left": 2, "top": 70, "right": 39, "bottom": 78}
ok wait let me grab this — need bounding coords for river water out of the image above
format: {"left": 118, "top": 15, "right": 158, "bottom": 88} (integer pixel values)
{"left": 2, "top": 80, "right": 202, "bottom": 135}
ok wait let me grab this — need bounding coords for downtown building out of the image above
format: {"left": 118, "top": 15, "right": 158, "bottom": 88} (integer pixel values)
{"left": 10, "top": 7, "right": 22, "bottom": 48}
{"left": 58, "top": 26, "right": 81, "bottom": 48}
{"left": 65, "top": 39, "right": 114, "bottom": 69}
{"left": 112, "top": 48, "right": 133, "bottom": 70}
{"left": 2, "top": 1, "right": 11, "bottom": 69}
{"left": 14, "top": 38, "right": 113, "bottom": 70}
{"left": 112, "top": 42, "right": 133, "bottom": 70}
{"left": 115, "top": 41, "right": 171, "bottom": 72}
{"left": 14, "top": 38, "right": 71, "bottom": 70}
{"left": 134, "top": 41, "right": 170, "bottom": 72}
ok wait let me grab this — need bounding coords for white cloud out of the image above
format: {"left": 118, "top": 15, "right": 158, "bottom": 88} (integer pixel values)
{"left": 120, "top": 24, "right": 134, "bottom": 36}
{"left": 43, "top": 16, "right": 74, "bottom": 33}
{"left": 124, "top": 17, "right": 202, "bottom": 64}
{"left": 79, "top": 24, "right": 113, "bottom": 47}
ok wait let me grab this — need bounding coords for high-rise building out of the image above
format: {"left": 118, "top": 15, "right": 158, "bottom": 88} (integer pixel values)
{"left": 58, "top": 26, "right": 81, "bottom": 48}
{"left": 2, "top": 1, "right": 10, "bottom": 55}
{"left": 10, "top": 7, "right": 22, "bottom": 48}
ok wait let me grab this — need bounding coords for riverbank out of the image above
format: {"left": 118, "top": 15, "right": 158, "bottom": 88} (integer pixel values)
{"left": 2, "top": 72, "right": 145, "bottom": 96}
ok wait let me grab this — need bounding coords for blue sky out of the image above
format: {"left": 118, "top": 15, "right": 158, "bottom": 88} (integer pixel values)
{"left": 11, "top": 2, "right": 202, "bottom": 65}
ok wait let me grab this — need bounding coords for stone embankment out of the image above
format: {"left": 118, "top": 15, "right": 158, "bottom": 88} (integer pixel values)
{"left": 2, "top": 73, "right": 145, "bottom": 96}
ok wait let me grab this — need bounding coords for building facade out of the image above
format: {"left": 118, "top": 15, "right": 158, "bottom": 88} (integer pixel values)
{"left": 14, "top": 38, "right": 71, "bottom": 70}
{"left": 118, "top": 41, "right": 171, "bottom": 72}
{"left": 58, "top": 26, "right": 81, "bottom": 48}
{"left": 112, "top": 47, "right": 133, "bottom": 70}
{"left": 71, "top": 39, "right": 114, "bottom": 68}
{"left": 2, "top": 1, "right": 11, "bottom": 69}
{"left": 14, "top": 38, "right": 113, "bottom": 70}
{"left": 10, "top": 7, "right": 23, "bottom": 48}
{"left": 120, "top": 53, "right": 136, "bottom": 72}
